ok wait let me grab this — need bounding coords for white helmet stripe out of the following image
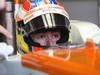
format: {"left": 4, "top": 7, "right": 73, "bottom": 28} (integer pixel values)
{"left": 45, "top": 14, "right": 53, "bottom": 28}
{"left": 42, "top": 15, "right": 48, "bottom": 28}
{"left": 50, "top": 13, "right": 56, "bottom": 27}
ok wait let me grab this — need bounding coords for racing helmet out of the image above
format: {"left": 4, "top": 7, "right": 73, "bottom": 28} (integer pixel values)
{"left": 16, "top": 0, "right": 70, "bottom": 54}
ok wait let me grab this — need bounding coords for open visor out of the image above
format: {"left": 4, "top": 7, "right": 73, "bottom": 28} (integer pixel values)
{"left": 22, "top": 13, "right": 70, "bottom": 43}
{"left": 23, "top": 13, "right": 70, "bottom": 34}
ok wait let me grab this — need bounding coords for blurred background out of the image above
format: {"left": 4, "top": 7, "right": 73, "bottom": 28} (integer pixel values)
{"left": 61, "top": 0, "right": 99, "bottom": 26}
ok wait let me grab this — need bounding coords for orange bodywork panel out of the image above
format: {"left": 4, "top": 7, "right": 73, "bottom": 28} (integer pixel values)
{"left": 21, "top": 39, "right": 100, "bottom": 75}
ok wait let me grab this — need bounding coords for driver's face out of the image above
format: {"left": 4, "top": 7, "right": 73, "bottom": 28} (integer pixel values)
{"left": 31, "top": 32, "right": 60, "bottom": 46}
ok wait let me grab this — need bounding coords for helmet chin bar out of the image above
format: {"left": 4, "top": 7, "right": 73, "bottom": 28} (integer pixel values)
{"left": 31, "top": 32, "right": 61, "bottom": 46}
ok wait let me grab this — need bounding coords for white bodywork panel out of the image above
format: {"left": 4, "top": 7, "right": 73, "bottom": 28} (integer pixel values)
{"left": 70, "top": 20, "right": 100, "bottom": 44}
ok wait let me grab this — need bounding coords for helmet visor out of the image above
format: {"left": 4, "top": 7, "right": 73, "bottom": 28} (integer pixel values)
{"left": 23, "top": 13, "right": 70, "bottom": 35}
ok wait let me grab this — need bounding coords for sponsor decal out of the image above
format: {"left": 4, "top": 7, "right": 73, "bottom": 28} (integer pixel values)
{"left": 30, "top": 0, "right": 60, "bottom": 9}
{"left": 23, "top": 4, "right": 68, "bottom": 24}
{"left": 22, "top": 1, "right": 31, "bottom": 11}
{"left": 16, "top": 0, "right": 68, "bottom": 23}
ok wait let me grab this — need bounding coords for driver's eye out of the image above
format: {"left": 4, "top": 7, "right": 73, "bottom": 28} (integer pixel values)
{"left": 52, "top": 32, "right": 60, "bottom": 38}
{"left": 53, "top": 34, "right": 59, "bottom": 38}
{"left": 39, "top": 35, "right": 45, "bottom": 39}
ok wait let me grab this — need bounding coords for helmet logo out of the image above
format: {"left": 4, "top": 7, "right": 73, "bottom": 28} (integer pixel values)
{"left": 29, "top": 0, "right": 61, "bottom": 10}
{"left": 22, "top": 1, "right": 31, "bottom": 11}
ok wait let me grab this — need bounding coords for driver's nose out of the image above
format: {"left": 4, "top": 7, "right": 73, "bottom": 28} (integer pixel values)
{"left": 45, "top": 32, "right": 60, "bottom": 46}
